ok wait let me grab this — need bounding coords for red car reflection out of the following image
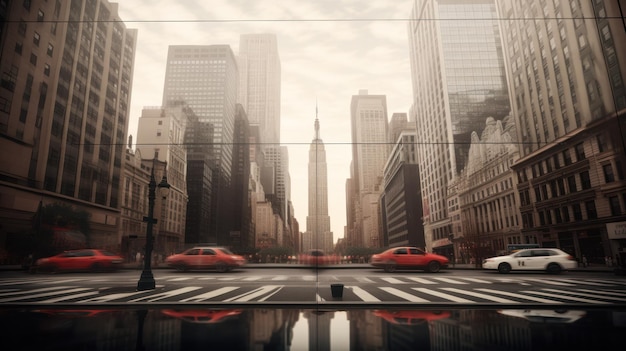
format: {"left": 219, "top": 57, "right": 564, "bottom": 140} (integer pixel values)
{"left": 33, "top": 309, "right": 120, "bottom": 318}
{"left": 370, "top": 246, "right": 449, "bottom": 273}
{"left": 161, "top": 309, "right": 242, "bottom": 324}
{"left": 34, "top": 249, "right": 124, "bottom": 273}
{"left": 165, "top": 247, "right": 246, "bottom": 272}
{"left": 373, "top": 310, "right": 451, "bottom": 325}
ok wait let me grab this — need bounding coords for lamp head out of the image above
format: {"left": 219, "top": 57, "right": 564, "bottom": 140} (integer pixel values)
{"left": 158, "top": 176, "right": 171, "bottom": 199}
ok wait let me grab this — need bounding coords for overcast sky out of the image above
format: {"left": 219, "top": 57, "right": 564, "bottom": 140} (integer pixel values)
{"left": 117, "top": 0, "right": 415, "bottom": 243}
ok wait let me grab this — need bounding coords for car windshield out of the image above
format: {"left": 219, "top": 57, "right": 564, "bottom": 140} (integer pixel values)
{"left": 1, "top": 0, "right": 624, "bottom": 349}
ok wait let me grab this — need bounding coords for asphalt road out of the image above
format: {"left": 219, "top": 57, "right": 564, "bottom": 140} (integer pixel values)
{"left": 1, "top": 267, "right": 625, "bottom": 308}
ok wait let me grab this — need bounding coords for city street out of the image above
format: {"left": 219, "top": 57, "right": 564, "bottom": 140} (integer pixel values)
{"left": 1, "top": 266, "right": 625, "bottom": 307}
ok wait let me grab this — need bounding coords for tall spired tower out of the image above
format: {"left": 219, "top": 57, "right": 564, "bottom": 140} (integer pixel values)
{"left": 304, "top": 110, "right": 333, "bottom": 252}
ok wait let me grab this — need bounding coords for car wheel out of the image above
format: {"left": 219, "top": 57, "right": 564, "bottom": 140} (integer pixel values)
{"left": 215, "top": 262, "right": 228, "bottom": 273}
{"left": 497, "top": 263, "right": 512, "bottom": 274}
{"left": 384, "top": 262, "right": 397, "bottom": 273}
{"left": 547, "top": 263, "right": 562, "bottom": 274}
{"left": 427, "top": 261, "right": 441, "bottom": 273}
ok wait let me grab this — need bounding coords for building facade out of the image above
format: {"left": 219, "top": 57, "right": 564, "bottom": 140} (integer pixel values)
{"left": 407, "top": 0, "right": 510, "bottom": 251}
{"left": 0, "top": 0, "right": 136, "bottom": 260}
{"left": 381, "top": 128, "right": 425, "bottom": 248}
{"left": 304, "top": 116, "right": 333, "bottom": 253}
{"left": 237, "top": 33, "right": 281, "bottom": 145}
{"left": 348, "top": 90, "right": 389, "bottom": 248}
{"left": 499, "top": 0, "right": 626, "bottom": 263}
{"left": 162, "top": 45, "right": 239, "bottom": 245}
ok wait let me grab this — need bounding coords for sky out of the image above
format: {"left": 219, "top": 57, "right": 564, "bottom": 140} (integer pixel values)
{"left": 117, "top": 0, "right": 416, "bottom": 243}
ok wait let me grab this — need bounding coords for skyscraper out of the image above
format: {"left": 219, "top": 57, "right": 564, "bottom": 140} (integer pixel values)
{"left": 348, "top": 90, "right": 389, "bottom": 248}
{"left": 305, "top": 114, "right": 333, "bottom": 252}
{"left": 0, "top": 0, "right": 136, "bottom": 255}
{"left": 238, "top": 33, "right": 281, "bottom": 145}
{"left": 162, "top": 45, "right": 239, "bottom": 244}
{"left": 407, "top": 0, "right": 510, "bottom": 250}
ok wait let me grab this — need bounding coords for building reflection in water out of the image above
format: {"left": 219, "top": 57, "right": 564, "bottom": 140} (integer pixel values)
{"left": 0, "top": 307, "right": 624, "bottom": 350}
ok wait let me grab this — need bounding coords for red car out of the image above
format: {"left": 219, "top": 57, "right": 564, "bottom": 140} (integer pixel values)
{"left": 372, "top": 310, "right": 452, "bottom": 325}
{"left": 370, "top": 246, "right": 449, "bottom": 273}
{"left": 34, "top": 249, "right": 124, "bottom": 273}
{"left": 161, "top": 309, "right": 242, "bottom": 324}
{"left": 165, "top": 247, "right": 246, "bottom": 272}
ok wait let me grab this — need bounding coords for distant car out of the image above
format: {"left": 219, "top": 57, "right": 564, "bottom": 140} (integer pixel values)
{"left": 298, "top": 249, "right": 335, "bottom": 266}
{"left": 372, "top": 310, "right": 451, "bottom": 325}
{"left": 482, "top": 248, "right": 577, "bottom": 274}
{"left": 165, "top": 247, "right": 246, "bottom": 272}
{"left": 34, "top": 249, "right": 124, "bottom": 273}
{"left": 497, "top": 309, "right": 586, "bottom": 323}
{"left": 370, "top": 247, "right": 449, "bottom": 273}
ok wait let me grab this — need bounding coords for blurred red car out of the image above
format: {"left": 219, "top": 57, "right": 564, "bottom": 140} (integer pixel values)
{"left": 165, "top": 247, "right": 246, "bottom": 272}
{"left": 298, "top": 249, "right": 336, "bottom": 266}
{"left": 370, "top": 246, "right": 449, "bottom": 273}
{"left": 373, "top": 310, "right": 451, "bottom": 325}
{"left": 34, "top": 249, "right": 124, "bottom": 273}
{"left": 161, "top": 309, "right": 242, "bottom": 324}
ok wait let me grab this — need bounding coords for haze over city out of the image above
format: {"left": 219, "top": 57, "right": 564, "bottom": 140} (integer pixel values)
{"left": 118, "top": 0, "right": 416, "bottom": 242}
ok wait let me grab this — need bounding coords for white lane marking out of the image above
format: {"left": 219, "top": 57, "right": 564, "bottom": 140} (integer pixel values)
{"left": 379, "top": 287, "right": 429, "bottom": 302}
{"left": 45, "top": 279, "right": 84, "bottom": 284}
{"left": 217, "top": 277, "right": 237, "bottom": 281}
{"left": 198, "top": 277, "right": 217, "bottom": 281}
{"left": 180, "top": 287, "right": 239, "bottom": 302}
{"left": 542, "top": 288, "right": 626, "bottom": 302}
{"left": 0, "top": 279, "right": 46, "bottom": 286}
{"left": 168, "top": 277, "right": 192, "bottom": 281}
{"left": 0, "top": 287, "right": 90, "bottom": 302}
{"left": 80, "top": 291, "right": 151, "bottom": 303}
{"left": 412, "top": 288, "right": 474, "bottom": 303}
{"left": 302, "top": 275, "right": 317, "bottom": 281}
{"left": 271, "top": 276, "right": 289, "bottom": 281}
{"left": 575, "top": 289, "right": 626, "bottom": 297}
{"left": 356, "top": 277, "right": 374, "bottom": 283}
{"left": 475, "top": 288, "right": 563, "bottom": 304}
{"left": 406, "top": 277, "right": 437, "bottom": 284}
{"left": 441, "top": 288, "right": 518, "bottom": 303}
{"left": 520, "top": 290, "right": 611, "bottom": 304}
{"left": 381, "top": 277, "right": 407, "bottom": 284}
{"left": 39, "top": 291, "right": 100, "bottom": 303}
{"left": 433, "top": 278, "right": 469, "bottom": 285}
{"left": 458, "top": 277, "right": 492, "bottom": 284}
{"left": 554, "top": 279, "right": 615, "bottom": 287}
{"left": 128, "top": 287, "right": 202, "bottom": 302}
{"left": 0, "top": 286, "right": 70, "bottom": 297}
{"left": 224, "top": 285, "right": 282, "bottom": 302}
{"left": 584, "top": 279, "right": 626, "bottom": 286}
{"left": 242, "top": 276, "right": 262, "bottom": 281}
{"left": 347, "top": 286, "right": 380, "bottom": 302}
{"left": 0, "top": 289, "right": 20, "bottom": 293}
{"left": 523, "top": 278, "right": 575, "bottom": 286}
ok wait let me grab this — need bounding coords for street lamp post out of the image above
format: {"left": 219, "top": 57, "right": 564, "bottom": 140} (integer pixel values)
{"left": 137, "top": 166, "right": 170, "bottom": 291}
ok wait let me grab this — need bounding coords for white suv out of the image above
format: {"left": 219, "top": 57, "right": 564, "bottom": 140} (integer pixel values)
{"left": 482, "top": 248, "right": 577, "bottom": 274}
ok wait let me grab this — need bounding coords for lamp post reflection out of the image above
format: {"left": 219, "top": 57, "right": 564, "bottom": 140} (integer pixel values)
{"left": 137, "top": 166, "right": 170, "bottom": 291}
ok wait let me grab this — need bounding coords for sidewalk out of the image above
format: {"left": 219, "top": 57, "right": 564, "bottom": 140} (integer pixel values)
{"left": 0, "top": 262, "right": 619, "bottom": 273}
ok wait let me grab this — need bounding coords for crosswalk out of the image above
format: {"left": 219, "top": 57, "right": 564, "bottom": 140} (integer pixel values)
{"left": 1, "top": 275, "right": 625, "bottom": 305}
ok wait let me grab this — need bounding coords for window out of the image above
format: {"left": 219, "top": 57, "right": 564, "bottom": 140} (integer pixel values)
{"left": 33, "top": 31, "right": 40, "bottom": 46}
{"left": 597, "top": 133, "right": 608, "bottom": 152}
{"left": 580, "top": 171, "right": 591, "bottom": 189}
{"left": 29, "top": 53, "right": 37, "bottom": 65}
{"left": 18, "top": 21, "right": 27, "bottom": 36}
{"left": 47, "top": 43, "right": 54, "bottom": 56}
{"left": 585, "top": 200, "right": 597, "bottom": 219}
{"left": 561, "top": 207, "right": 570, "bottom": 222}
{"left": 15, "top": 42, "right": 23, "bottom": 55}
{"left": 573, "top": 203, "right": 583, "bottom": 220}
{"left": 37, "top": 9, "right": 44, "bottom": 21}
{"left": 567, "top": 175, "right": 577, "bottom": 193}
{"left": 609, "top": 196, "right": 621, "bottom": 216}
{"left": 563, "top": 149, "right": 572, "bottom": 165}
{"left": 44, "top": 64, "right": 50, "bottom": 76}
{"left": 574, "top": 143, "right": 585, "bottom": 161}
{"left": 603, "top": 164, "right": 615, "bottom": 183}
